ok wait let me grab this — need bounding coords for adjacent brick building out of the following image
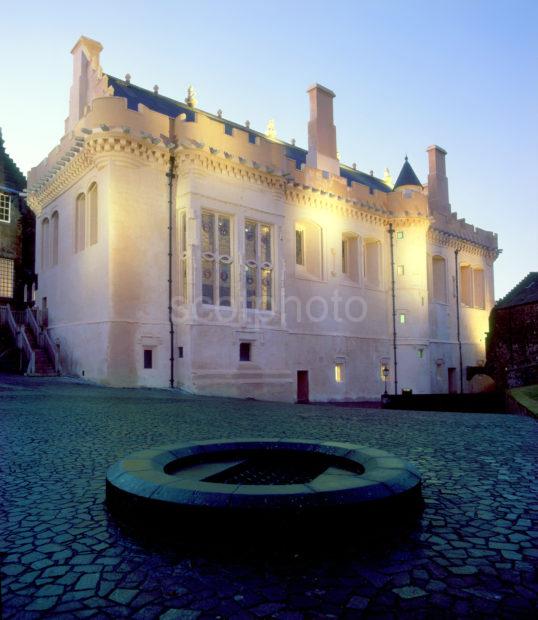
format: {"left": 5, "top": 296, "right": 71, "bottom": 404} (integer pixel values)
{"left": 486, "top": 272, "right": 538, "bottom": 388}
{"left": 0, "top": 129, "right": 35, "bottom": 307}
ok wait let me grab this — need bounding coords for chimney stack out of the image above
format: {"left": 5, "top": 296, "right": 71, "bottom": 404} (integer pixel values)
{"left": 67, "top": 36, "right": 104, "bottom": 132}
{"left": 306, "top": 84, "right": 339, "bottom": 176}
{"left": 427, "top": 145, "right": 450, "bottom": 215}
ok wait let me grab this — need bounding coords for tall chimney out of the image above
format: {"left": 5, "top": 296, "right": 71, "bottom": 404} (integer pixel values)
{"left": 306, "top": 84, "right": 339, "bottom": 176}
{"left": 427, "top": 145, "right": 450, "bottom": 214}
{"left": 67, "top": 36, "right": 104, "bottom": 132}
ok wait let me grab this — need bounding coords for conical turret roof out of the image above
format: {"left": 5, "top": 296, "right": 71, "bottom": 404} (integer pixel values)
{"left": 393, "top": 156, "right": 422, "bottom": 190}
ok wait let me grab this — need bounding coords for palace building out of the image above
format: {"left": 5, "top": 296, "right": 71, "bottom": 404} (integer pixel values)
{"left": 27, "top": 36, "right": 499, "bottom": 401}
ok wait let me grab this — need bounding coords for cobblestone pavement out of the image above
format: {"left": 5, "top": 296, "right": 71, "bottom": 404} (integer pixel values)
{"left": 1, "top": 374, "right": 537, "bottom": 619}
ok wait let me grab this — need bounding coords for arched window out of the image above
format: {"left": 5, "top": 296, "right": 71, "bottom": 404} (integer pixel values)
{"left": 75, "top": 193, "right": 86, "bottom": 252}
{"left": 88, "top": 183, "right": 98, "bottom": 245}
{"left": 41, "top": 218, "right": 50, "bottom": 269}
{"left": 51, "top": 212, "right": 59, "bottom": 266}
{"left": 431, "top": 255, "right": 447, "bottom": 302}
{"left": 364, "top": 239, "right": 381, "bottom": 287}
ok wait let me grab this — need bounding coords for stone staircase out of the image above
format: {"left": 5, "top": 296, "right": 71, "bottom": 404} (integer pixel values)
{"left": 0, "top": 305, "right": 60, "bottom": 377}
{"left": 22, "top": 322, "right": 58, "bottom": 376}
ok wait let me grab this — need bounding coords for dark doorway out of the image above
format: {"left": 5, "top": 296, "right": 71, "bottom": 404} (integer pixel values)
{"left": 448, "top": 367, "right": 457, "bottom": 394}
{"left": 297, "top": 370, "right": 309, "bottom": 403}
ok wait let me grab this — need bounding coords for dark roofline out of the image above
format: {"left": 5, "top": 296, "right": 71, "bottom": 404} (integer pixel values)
{"left": 106, "top": 75, "right": 391, "bottom": 194}
{"left": 495, "top": 272, "right": 538, "bottom": 309}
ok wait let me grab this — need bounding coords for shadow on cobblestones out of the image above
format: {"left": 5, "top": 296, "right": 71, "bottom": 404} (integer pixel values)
{"left": 1, "top": 374, "right": 537, "bottom": 618}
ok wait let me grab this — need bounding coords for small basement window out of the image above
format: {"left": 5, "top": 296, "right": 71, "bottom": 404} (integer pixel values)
{"left": 239, "top": 342, "right": 251, "bottom": 362}
{"left": 143, "top": 349, "right": 153, "bottom": 369}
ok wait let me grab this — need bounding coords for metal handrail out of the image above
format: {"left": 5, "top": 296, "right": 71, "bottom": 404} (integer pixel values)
{"left": 5, "top": 305, "right": 19, "bottom": 341}
{"left": 42, "top": 330, "right": 60, "bottom": 374}
{"left": 19, "top": 326, "right": 35, "bottom": 374}
{"left": 25, "top": 307, "right": 42, "bottom": 346}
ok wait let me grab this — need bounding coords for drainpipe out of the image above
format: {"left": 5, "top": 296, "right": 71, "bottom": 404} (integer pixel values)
{"left": 167, "top": 153, "right": 176, "bottom": 388}
{"left": 388, "top": 223, "right": 398, "bottom": 395}
{"left": 454, "top": 248, "right": 463, "bottom": 393}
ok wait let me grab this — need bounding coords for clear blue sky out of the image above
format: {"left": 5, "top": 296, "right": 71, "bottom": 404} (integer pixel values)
{"left": 1, "top": 0, "right": 536, "bottom": 298}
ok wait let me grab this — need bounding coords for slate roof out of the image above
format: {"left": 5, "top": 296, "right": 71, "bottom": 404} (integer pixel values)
{"left": 393, "top": 156, "right": 422, "bottom": 189}
{"left": 0, "top": 128, "right": 26, "bottom": 193}
{"left": 106, "top": 75, "right": 391, "bottom": 194}
{"left": 496, "top": 272, "right": 538, "bottom": 309}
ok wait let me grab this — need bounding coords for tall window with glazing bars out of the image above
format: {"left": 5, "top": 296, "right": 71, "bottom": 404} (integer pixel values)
{"left": 244, "top": 220, "right": 273, "bottom": 310}
{"left": 201, "top": 211, "right": 232, "bottom": 306}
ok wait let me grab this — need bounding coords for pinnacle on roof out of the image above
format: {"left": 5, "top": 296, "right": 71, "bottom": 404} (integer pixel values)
{"left": 393, "top": 155, "right": 422, "bottom": 190}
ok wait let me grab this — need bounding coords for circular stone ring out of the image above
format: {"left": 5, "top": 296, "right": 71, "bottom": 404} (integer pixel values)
{"left": 106, "top": 439, "right": 422, "bottom": 542}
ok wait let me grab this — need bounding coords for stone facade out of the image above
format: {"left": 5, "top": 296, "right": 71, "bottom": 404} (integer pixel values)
{"left": 0, "top": 130, "right": 35, "bottom": 308}
{"left": 27, "top": 37, "right": 499, "bottom": 401}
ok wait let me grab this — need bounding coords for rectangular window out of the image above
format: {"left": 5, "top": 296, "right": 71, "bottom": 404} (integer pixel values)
{"left": 201, "top": 211, "right": 232, "bottom": 307}
{"left": 245, "top": 220, "right": 273, "bottom": 310}
{"left": 143, "top": 349, "right": 153, "bottom": 369}
{"left": 335, "top": 363, "right": 345, "bottom": 383}
{"left": 224, "top": 123, "right": 233, "bottom": 136}
{"left": 179, "top": 211, "right": 187, "bottom": 302}
{"left": 295, "top": 228, "right": 305, "bottom": 266}
{"left": 248, "top": 133, "right": 257, "bottom": 144}
{"left": 399, "top": 313, "right": 406, "bottom": 324}
{"left": 473, "top": 269, "right": 485, "bottom": 309}
{"left": 364, "top": 240, "right": 380, "bottom": 287}
{"left": 460, "top": 267, "right": 469, "bottom": 304}
{"left": 0, "top": 258, "right": 14, "bottom": 298}
{"left": 239, "top": 342, "right": 251, "bottom": 362}
{"left": 0, "top": 193, "right": 11, "bottom": 223}
{"left": 432, "top": 256, "right": 447, "bottom": 303}
{"left": 178, "top": 346, "right": 183, "bottom": 358}
{"left": 397, "top": 265, "right": 405, "bottom": 276}
{"left": 342, "top": 235, "right": 359, "bottom": 282}
{"left": 397, "top": 231, "right": 404, "bottom": 240}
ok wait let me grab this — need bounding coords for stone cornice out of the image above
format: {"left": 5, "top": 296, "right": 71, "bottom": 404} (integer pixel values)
{"left": 27, "top": 148, "right": 94, "bottom": 215}
{"left": 26, "top": 130, "right": 496, "bottom": 254}
{"left": 175, "top": 149, "right": 286, "bottom": 192}
{"left": 428, "top": 227, "right": 500, "bottom": 259}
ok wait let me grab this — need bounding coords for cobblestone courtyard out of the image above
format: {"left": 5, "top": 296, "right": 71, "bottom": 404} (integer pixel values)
{"left": 1, "top": 374, "right": 537, "bottom": 618}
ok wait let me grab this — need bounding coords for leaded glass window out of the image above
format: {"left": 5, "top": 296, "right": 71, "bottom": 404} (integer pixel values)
{"left": 201, "top": 211, "right": 233, "bottom": 306}
{"left": 245, "top": 220, "right": 273, "bottom": 311}
{"left": 0, "top": 258, "right": 14, "bottom": 298}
